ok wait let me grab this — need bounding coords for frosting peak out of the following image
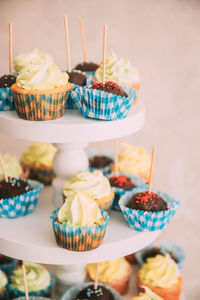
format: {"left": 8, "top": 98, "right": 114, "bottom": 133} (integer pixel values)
{"left": 58, "top": 191, "right": 102, "bottom": 226}
{"left": 63, "top": 170, "right": 111, "bottom": 199}
{"left": 95, "top": 49, "right": 140, "bottom": 84}
{"left": 139, "top": 255, "right": 180, "bottom": 289}
{"left": 14, "top": 48, "right": 54, "bottom": 74}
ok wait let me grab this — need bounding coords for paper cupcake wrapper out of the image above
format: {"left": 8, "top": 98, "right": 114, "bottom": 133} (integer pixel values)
{"left": 135, "top": 240, "right": 186, "bottom": 270}
{"left": 0, "top": 178, "right": 43, "bottom": 219}
{"left": 7, "top": 274, "right": 54, "bottom": 298}
{"left": 108, "top": 172, "right": 146, "bottom": 211}
{"left": 0, "top": 87, "right": 15, "bottom": 111}
{"left": 27, "top": 165, "right": 55, "bottom": 185}
{"left": 70, "top": 85, "right": 137, "bottom": 120}
{"left": 119, "top": 186, "right": 180, "bottom": 232}
{"left": 0, "top": 257, "right": 18, "bottom": 275}
{"left": 14, "top": 297, "right": 50, "bottom": 300}
{"left": 85, "top": 71, "right": 95, "bottom": 85}
{"left": 50, "top": 208, "right": 109, "bottom": 251}
{"left": 98, "top": 197, "right": 114, "bottom": 214}
{"left": 12, "top": 91, "right": 68, "bottom": 121}
{"left": 88, "top": 151, "right": 114, "bottom": 176}
{"left": 61, "top": 282, "right": 122, "bottom": 300}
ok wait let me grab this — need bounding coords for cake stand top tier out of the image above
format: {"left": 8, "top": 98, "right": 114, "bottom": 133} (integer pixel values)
{"left": 0, "top": 102, "right": 145, "bottom": 143}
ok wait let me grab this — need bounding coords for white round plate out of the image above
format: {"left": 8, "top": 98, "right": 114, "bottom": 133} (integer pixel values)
{"left": 0, "top": 102, "right": 145, "bottom": 143}
{"left": 0, "top": 186, "right": 160, "bottom": 265}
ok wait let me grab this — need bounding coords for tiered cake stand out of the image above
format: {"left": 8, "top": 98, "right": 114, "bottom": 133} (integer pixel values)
{"left": 0, "top": 102, "right": 162, "bottom": 298}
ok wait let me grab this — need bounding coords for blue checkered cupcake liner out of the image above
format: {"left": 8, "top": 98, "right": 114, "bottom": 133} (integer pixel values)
{"left": 87, "top": 151, "right": 114, "bottom": 176}
{"left": 0, "top": 178, "right": 43, "bottom": 219}
{"left": 14, "top": 297, "right": 50, "bottom": 300}
{"left": 107, "top": 172, "right": 146, "bottom": 211}
{"left": 0, "top": 87, "right": 15, "bottom": 111}
{"left": 50, "top": 208, "right": 109, "bottom": 251}
{"left": 61, "top": 282, "right": 122, "bottom": 300}
{"left": 70, "top": 85, "right": 137, "bottom": 120}
{"left": 0, "top": 257, "right": 18, "bottom": 275}
{"left": 85, "top": 71, "right": 95, "bottom": 85}
{"left": 7, "top": 274, "right": 54, "bottom": 298}
{"left": 119, "top": 186, "right": 180, "bottom": 232}
{"left": 135, "top": 240, "right": 186, "bottom": 270}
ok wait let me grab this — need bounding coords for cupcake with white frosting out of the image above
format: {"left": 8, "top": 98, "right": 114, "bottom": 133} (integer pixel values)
{"left": 63, "top": 170, "right": 114, "bottom": 213}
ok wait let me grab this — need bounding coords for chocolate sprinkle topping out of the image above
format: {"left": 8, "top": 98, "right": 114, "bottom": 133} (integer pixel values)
{"left": 0, "top": 177, "right": 32, "bottom": 200}
{"left": 0, "top": 74, "right": 16, "bottom": 88}
{"left": 91, "top": 81, "right": 128, "bottom": 97}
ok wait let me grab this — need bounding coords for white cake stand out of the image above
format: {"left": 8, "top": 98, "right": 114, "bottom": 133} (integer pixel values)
{"left": 0, "top": 102, "right": 145, "bottom": 206}
{"left": 0, "top": 102, "right": 160, "bottom": 291}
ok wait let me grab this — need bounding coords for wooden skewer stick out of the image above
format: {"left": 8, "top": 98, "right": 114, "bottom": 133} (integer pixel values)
{"left": 64, "top": 14, "right": 71, "bottom": 72}
{"left": 102, "top": 25, "right": 107, "bottom": 84}
{"left": 148, "top": 145, "right": 155, "bottom": 194}
{"left": 94, "top": 263, "right": 99, "bottom": 290}
{"left": 98, "top": 141, "right": 103, "bottom": 155}
{"left": 0, "top": 153, "right": 8, "bottom": 182}
{"left": 79, "top": 18, "right": 87, "bottom": 63}
{"left": 155, "top": 231, "right": 162, "bottom": 249}
{"left": 22, "top": 262, "right": 29, "bottom": 300}
{"left": 9, "top": 22, "right": 13, "bottom": 74}
{"left": 114, "top": 139, "right": 119, "bottom": 177}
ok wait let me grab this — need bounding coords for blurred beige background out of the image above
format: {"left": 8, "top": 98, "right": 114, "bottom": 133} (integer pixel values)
{"left": 0, "top": 0, "right": 200, "bottom": 298}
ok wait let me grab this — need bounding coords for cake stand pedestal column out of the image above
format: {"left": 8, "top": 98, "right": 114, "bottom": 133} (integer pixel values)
{"left": 52, "top": 142, "right": 89, "bottom": 207}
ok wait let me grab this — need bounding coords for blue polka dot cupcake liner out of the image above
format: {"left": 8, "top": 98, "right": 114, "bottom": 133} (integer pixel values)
{"left": 61, "top": 282, "right": 122, "bottom": 300}
{"left": 50, "top": 208, "right": 109, "bottom": 251}
{"left": 0, "top": 178, "right": 44, "bottom": 219}
{"left": 135, "top": 240, "right": 186, "bottom": 270}
{"left": 7, "top": 274, "right": 54, "bottom": 298}
{"left": 107, "top": 171, "right": 146, "bottom": 211}
{"left": 0, "top": 257, "right": 18, "bottom": 275}
{"left": 87, "top": 151, "right": 114, "bottom": 176}
{"left": 0, "top": 87, "right": 15, "bottom": 111}
{"left": 70, "top": 85, "right": 137, "bottom": 120}
{"left": 119, "top": 186, "right": 180, "bottom": 232}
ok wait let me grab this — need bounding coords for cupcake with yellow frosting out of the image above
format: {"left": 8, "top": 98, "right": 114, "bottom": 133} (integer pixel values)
{"left": 118, "top": 144, "right": 151, "bottom": 182}
{"left": 63, "top": 170, "right": 114, "bottom": 213}
{"left": 11, "top": 54, "right": 72, "bottom": 121}
{"left": 21, "top": 143, "right": 56, "bottom": 185}
{"left": 50, "top": 191, "right": 109, "bottom": 251}
{"left": 0, "top": 154, "right": 28, "bottom": 181}
{"left": 131, "top": 286, "right": 163, "bottom": 300}
{"left": 86, "top": 257, "right": 132, "bottom": 295}
{"left": 7, "top": 262, "right": 54, "bottom": 298}
{"left": 137, "top": 255, "right": 182, "bottom": 300}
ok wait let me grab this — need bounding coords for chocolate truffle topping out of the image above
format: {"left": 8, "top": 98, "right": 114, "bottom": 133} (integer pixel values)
{"left": 142, "top": 247, "right": 179, "bottom": 264}
{"left": 109, "top": 175, "right": 136, "bottom": 191}
{"left": 91, "top": 81, "right": 128, "bottom": 98}
{"left": 74, "top": 62, "right": 99, "bottom": 72}
{"left": 0, "top": 74, "right": 16, "bottom": 88}
{"left": 89, "top": 155, "right": 113, "bottom": 169}
{"left": 68, "top": 71, "right": 87, "bottom": 86}
{"left": 127, "top": 191, "right": 168, "bottom": 212}
{"left": 0, "top": 177, "right": 32, "bottom": 200}
{"left": 76, "top": 285, "right": 114, "bottom": 300}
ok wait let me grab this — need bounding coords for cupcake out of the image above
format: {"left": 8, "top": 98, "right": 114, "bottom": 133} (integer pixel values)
{"left": 135, "top": 240, "right": 186, "bottom": 270}
{"left": 0, "top": 154, "right": 28, "bottom": 181}
{"left": 131, "top": 286, "right": 163, "bottom": 300}
{"left": 0, "top": 177, "right": 43, "bottom": 218}
{"left": 71, "top": 81, "right": 137, "bottom": 121}
{"left": 0, "top": 270, "right": 9, "bottom": 300}
{"left": 88, "top": 151, "right": 114, "bottom": 176}
{"left": 74, "top": 62, "right": 99, "bottom": 73}
{"left": 11, "top": 56, "right": 72, "bottom": 121}
{"left": 0, "top": 254, "right": 18, "bottom": 275}
{"left": 0, "top": 74, "right": 16, "bottom": 111}
{"left": 94, "top": 50, "right": 140, "bottom": 93}
{"left": 119, "top": 186, "right": 180, "bottom": 231}
{"left": 21, "top": 143, "right": 56, "bottom": 185}
{"left": 51, "top": 191, "right": 109, "bottom": 251}
{"left": 86, "top": 257, "right": 132, "bottom": 295}
{"left": 118, "top": 144, "right": 151, "bottom": 182}
{"left": 14, "top": 48, "right": 54, "bottom": 74}
{"left": 61, "top": 282, "right": 122, "bottom": 300}
{"left": 137, "top": 255, "right": 182, "bottom": 300}
{"left": 63, "top": 170, "right": 114, "bottom": 213}
{"left": 8, "top": 262, "right": 54, "bottom": 298}
{"left": 108, "top": 171, "right": 146, "bottom": 211}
